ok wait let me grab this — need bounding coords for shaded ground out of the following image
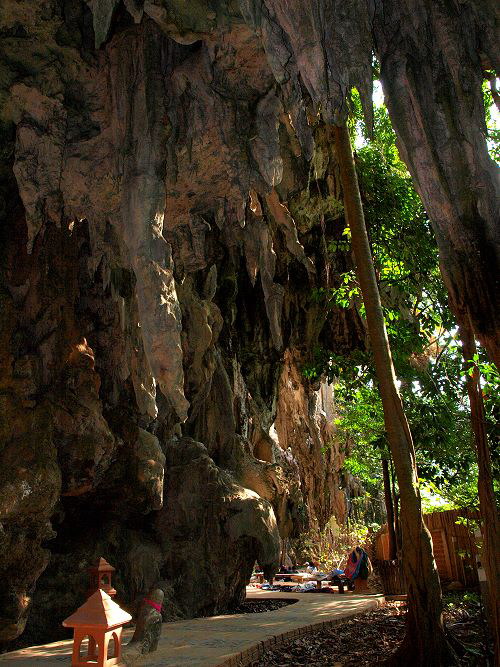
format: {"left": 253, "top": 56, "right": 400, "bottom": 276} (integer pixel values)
{"left": 1, "top": 598, "right": 298, "bottom": 653}
{"left": 252, "top": 592, "right": 492, "bottom": 666}
{"left": 0, "top": 591, "right": 382, "bottom": 666}
{"left": 222, "top": 599, "right": 296, "bottom": 615}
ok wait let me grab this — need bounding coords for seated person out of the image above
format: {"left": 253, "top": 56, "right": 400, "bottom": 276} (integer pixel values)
{"left": 317, "top": 567, "right": 348, "bottom": 593}
{"left": 305, "top": 560, "right": 319, "bottom": 574}
{"left": 344, "top": 546, "right": 371, "bottom": 590}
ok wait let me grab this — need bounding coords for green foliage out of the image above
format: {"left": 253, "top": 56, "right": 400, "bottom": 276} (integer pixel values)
{"left": 318, "top": 97, "right": 452, "bottom": 368}
{"left": 356, "top": 106, "right": 453, "bottom": 349}
{"left": 334, "top": 369, "right": 480, "bottom": 507}
{"left": 305, "top": 90, "right": 494, "bottom": 517}
{"left": 328, "top": 228, "right": 351, "bottom": 254}
{"left": 482, "top": 76, "right": 499, "bottom": 164}
{"left": 292, "top": 519, "right": 374, "bottom": 570}
{"left": 301, "top": 345, "right": 335, "bottom": 381}
{"left": 466, "top": 353, "right": 500, "bottom": 388}
{"left": 336, "top": 385, "right": 386, "bottom": 497}
{"left": 310, "top": 270, "right": 362, "bottom": 312}
{"left": 419, "top": 480, "right": 455, "bottom": 513}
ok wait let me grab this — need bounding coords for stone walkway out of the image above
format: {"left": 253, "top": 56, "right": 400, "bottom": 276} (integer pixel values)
{"left": 0, "top": 589, "right": 384, "bottom": 666}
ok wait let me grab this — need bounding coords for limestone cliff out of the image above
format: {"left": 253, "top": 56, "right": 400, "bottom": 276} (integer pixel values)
{"left": 0, "top": 0, "right": 363, "bottom": 645}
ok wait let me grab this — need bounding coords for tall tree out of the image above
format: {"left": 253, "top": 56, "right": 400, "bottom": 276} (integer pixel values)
{"left": 381, "top": 456, "right": 397, "bottom": 561}
{"left": 460, "top": 320, "right": 500, "bottom": 665}
{"left": 334, "top": 123, "right": 457, "bottom": 665}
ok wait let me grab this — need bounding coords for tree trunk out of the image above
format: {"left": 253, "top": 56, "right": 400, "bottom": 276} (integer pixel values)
{"left": 459, "top": 319, "right": 500, "bottom": 665}
{"left": 393, "top": 493, "right": 401, "bottom": 553}
{"left": 382, "top": 457, "right": 397, "bottom": 560}
{"left": 334, "top": 123, "right": 457, "bottom": 665}
{"left": 389, "top": 459, "right": 402, "bottom": 553}
{"left": 373, "top": 0, "right": 500, "bottom": 368}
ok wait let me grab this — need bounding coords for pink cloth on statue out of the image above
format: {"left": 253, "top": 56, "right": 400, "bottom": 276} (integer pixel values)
{"left": 144, "top": 599, "right": 162, "bottom": 612}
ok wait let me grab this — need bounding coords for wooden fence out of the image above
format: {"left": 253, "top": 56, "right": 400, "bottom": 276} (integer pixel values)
{"left": 425, "top": 510, "right": 479, "bottom": 587}
{"left": 374, "top": 509, "right": 479, "bottom": 593}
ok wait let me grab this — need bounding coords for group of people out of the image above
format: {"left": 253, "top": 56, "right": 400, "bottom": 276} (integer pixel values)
{"left": 276, "top": 546, "right": 372, "bottom": 591}
{"left": 276, "top": 560, "right": 321, "bottom": 575}
{"left": 324, "top": 547, "right": 372, "bottom": 592}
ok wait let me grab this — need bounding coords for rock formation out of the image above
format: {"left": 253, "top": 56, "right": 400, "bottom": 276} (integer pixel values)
{"left": 0, "top": 0, "right": 363, "bottom": 646}
{"left": 0, "top": 0, "right": 496, "bottom": 648}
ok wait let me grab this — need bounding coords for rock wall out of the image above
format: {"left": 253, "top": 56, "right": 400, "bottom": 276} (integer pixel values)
{"left": 0, "top": 0, "right": 365, "bottom": 646}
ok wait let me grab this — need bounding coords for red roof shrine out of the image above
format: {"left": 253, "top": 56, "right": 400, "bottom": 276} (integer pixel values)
{"left": 91, "top": 557, "right": 115, "bottom": 573}
{"left": 63, "top": 589, "right": 131, "bottom": 629}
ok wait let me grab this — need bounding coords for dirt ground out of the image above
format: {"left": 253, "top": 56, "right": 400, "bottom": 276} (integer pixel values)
{"left": 252, "top": 592, "right": 492, "bottom": 666}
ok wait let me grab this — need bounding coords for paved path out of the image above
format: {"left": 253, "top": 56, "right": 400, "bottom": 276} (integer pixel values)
{"left": 0, "top": 589, "right": 384, "bottom": 666}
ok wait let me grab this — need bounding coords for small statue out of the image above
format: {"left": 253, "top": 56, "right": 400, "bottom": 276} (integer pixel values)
{"left": 123, "top": 588, "right": 163, "bottom": 663}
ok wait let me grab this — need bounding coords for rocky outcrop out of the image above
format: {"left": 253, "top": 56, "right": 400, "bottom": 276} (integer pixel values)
{"left": 155, "top": 437, "right": 280, "bottom": 617}
{"left": 0, "top": 0, "right": 365, "bottom": 646}
{"left": 275, "top": 349, "right": 348, "bottom": 528}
